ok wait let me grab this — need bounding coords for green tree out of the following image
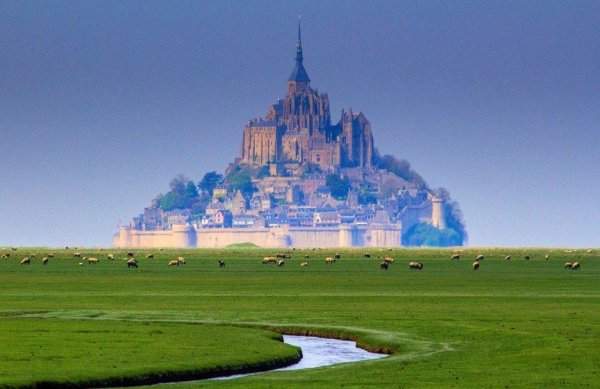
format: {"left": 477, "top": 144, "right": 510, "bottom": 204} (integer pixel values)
{"left": 198, "top": 171, "right": 223, "bottom": 196}
{"left": 402, "top": 223, "right": 462, "bottom": 247}
{"left": 326, "top": 174, "right": 351, "bottom": 200}
{"left": 373, "top": 150, "right": 428, "bottom": 189}
{"left": 226, "top": 166, "right": 255, "bottom": 197}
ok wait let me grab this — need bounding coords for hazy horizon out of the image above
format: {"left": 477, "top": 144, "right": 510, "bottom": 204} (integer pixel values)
{"left": 1, "top": 0, "right": 599, "bottom": 247}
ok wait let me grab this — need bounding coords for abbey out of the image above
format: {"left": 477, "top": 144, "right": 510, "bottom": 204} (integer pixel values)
{"left": 114, "top": 23, "right": 466, "bottom": 249}
{"left": 241, "top": 25, "right": 373, "bottom": 172}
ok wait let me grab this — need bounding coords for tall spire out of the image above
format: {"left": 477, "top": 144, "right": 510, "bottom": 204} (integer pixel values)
{"left": 296, "top": 17, "right": 303, "bottom": 63}
{"left": 289, "top": 17, "right": 310, "bottom": 83}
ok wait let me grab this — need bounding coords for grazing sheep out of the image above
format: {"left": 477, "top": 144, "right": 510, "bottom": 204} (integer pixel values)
{"left": 74, "top": 252, "right": 82, "bottom": 258}
{"left": 127, "top": 258, "right": 138, "bottom": 268}
{"left": 304, "top": 254, "right": 310, "bottom": 259}
{"left": 1, "top": 253, "right": 9, "bottom": 259}
{"left": 20, "top": 257, "right": 31, "bottom": 265}
{"left": 505, "top": 255, "right": 512, "bottom": 261}
{"left": 380, "top": 261, "right": 389, "bottom": 270}
{"left": 586, "top": 249, "right": 593, "bottom": 254}
{"left": 47, "top": 254, "right": 54, "bottom": 258}
{"left": 545, "top": 254, "right": 550, "bottom": 261}
{"left": 262, "top": 256, "right": 277, "bottom": 264}
{"left": 364, "top": 253, "right": 371, "bottom": 258}
{"left": 177, "top": 257, "right": 186, "bottom": 265}
{"left": 383, "top": 256, "right": 395, "bottom": 263}
{"left": 168, "top": 260, "right": 179, "bottom": 267}
{"left": 325, "top": 257, "right": 336, "bottom": 264}
{"left": 451, "top": 254, "right": 460, "bottom": 260}
{"left": 146, "top": 254, "right": 154, "bottom": 259}
{"left": 524, "top": 255, "right": 531, "bottom": 260}
{"left": 408, "top": 261, "right": 423, "bottom": 270}
{"left": 571, "top": 262, "right": 581, "bottom": 270}
{"left": 87, "top": 257, "right": 99, "bottom": 264}
{"left": 334, "top": 253, "right": 341, "bottom": 259}
{"left": 473, "top": 261, "right": 480, "bottom": 271}
{"left": 476, "top": 254, "right": 485, "bottom": 261}
{"left": 277, "top": 259, "right": 285, "bottom": 267}
{"left": 564, "top": 262, "right": 573, "bottom": 269}
{"left": 300, "top": 262, "right": 309, "bottom": 267}
{"left": 218, "top": 260, "right": 225, "bottom": 268}
{"left": 276, "top": 253, "right": 290, "bottom": 259}
{"left": 42, "top": 257, "right": 49, "bottom": 265}
{"left": 107, "top": 254, "right": 115, "bottom": 260}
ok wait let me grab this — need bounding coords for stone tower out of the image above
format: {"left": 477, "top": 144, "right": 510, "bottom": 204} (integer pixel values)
{"left": 431, "top": 196, "right": 446, "bottom": 229}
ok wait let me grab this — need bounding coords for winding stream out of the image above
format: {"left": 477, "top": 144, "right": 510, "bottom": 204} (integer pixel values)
{"left": 127, "top": 334, "right": 388, "bottom": 387}
{"left": 214, "top": 335, "right": 388, "bottom": 380}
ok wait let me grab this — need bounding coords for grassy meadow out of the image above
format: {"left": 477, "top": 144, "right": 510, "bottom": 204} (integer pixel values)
{"left": 0, "top": 247, "right": 599, "bottom": 388}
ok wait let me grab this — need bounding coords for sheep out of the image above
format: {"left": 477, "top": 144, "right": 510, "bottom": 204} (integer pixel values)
{"left": 20, "top": 257, "right": 31, "bottom": 265}
{"left": 78, "top": 262, "right": 83, "bottom": 266}
{"left": 47, "top": 254, "right": 54, "bottom": 258}
{"left": 505, "top": 255, "right": 512, "bottom": 261}
{"left": 524, "top": 255, "right": 531, "bottom": 260}
{"left": 42, "top": 257, "right": 49, "bottom": 265}
{"left": 334, "top": 253, "right": 341, "bottom": 259}
{"left": 475, "top": 254, "right": 485, "bottom": 261}
{"left": 380, "top": 261, "right": 389, "bottom": 270}
{"left": 473, "top": 261, "right": 480, "bottom": 271}
{"left": 408, "top": 261, "right": 423, "bottom": 270}
{"left": 383, "top": 256, "right": 395, "bottom": 264}
{"left": 276, "top": 253, "right": 290, "bottom": 259}
{"left": 304, "top": 254, "right": 310, "bottom": 259}
{"left": 146, "top": 254, "right": 154, "bottom": 259}
{"left": 300, "top": 262, "right": 309, "bottom": 267}
{"left": 127, "top": 258, "right": 138, "bottom": 268}
{"left": 127, "top": 252, "right": 135, "bottom": 257}
{"left": 545, "top": 254, "right": 550, "bottom": 261}
{"left": 1, "top": 253, "right": 9, "bottom": 259}
{"left": 218, "top": 260, "right": 225, "bottom": 268}
{"left": 87, "top": 257, "right": 99, "bottom": 264}
{"left": 107, "top": 254, "right": 115, "bottom": 260}
{"left": 177, "top": 257, "right": 186, "bottom": 265}
{"left": 74, "top": 252, "right": 82, "bottom": 258}
{"left": 586, "top": 249, "right": 593, "bottom": 254}
{"left": 564, "top": 262, "right": 573, "bottom": 269}
{"left": 262, "top": 256, "right": 277, "bottom": 264}
{"left": 168, "top": 260, "right": 179, "bottom": 267}
{"left": 11, "top": 247, "right": 18, "bottom": 251}
{"left": 364, "top": 253, "right": 371, "bottom": 258}
{"left": 277, "top": 259, "right": 285, "bottom": 267}
{"left": 451, "top": 254, "right": 461, "bottom": 260}
{"left": 325, "top": 257, "right": 336, "bottom": 264}
{"left": 571, "top": 262, "right": 581, "bottom": 270}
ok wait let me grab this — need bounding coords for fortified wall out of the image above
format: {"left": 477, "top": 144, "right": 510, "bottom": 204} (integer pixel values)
{"left": 113, "top": 224, "right": 402, "bottom": 249}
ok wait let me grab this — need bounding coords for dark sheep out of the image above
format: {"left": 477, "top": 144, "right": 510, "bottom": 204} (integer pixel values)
{"left": 127, "top": 258, "right": 138, "bottom": 268}
{"left": 473, "top": 261, "right": 480, "bottom": 271}
{"left": 218, "top": 260, "right": 225, "bottom": 268}
{"left": 380, "top": 261, "right": 389, "bottom": 270}
{"left": 451, "top": 254, "right": 460, "bottom": 260}
{"left": 476, "top": 254, "right": 485, "bottom": 261}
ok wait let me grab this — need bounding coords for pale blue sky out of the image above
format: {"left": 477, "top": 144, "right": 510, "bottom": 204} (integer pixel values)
{"left": 1, "top": 0, "right": 599, "bottom": 247}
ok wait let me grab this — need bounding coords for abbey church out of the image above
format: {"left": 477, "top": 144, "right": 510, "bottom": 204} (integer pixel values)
{"left": 241, "top": 24, "right": 374, "bottom": 172}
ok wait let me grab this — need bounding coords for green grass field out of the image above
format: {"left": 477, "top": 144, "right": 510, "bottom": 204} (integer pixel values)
{"left": 0, "top": 247, "right": 598, "bottom": 388}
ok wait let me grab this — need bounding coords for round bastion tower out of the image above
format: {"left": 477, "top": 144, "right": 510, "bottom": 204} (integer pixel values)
{"left": 431, "top": 196, "right": 446, "bottom": 229}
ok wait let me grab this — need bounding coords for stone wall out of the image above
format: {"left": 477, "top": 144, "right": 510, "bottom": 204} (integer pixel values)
{"left": 113, "top": 223, "right": 402, "bottom": 249}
